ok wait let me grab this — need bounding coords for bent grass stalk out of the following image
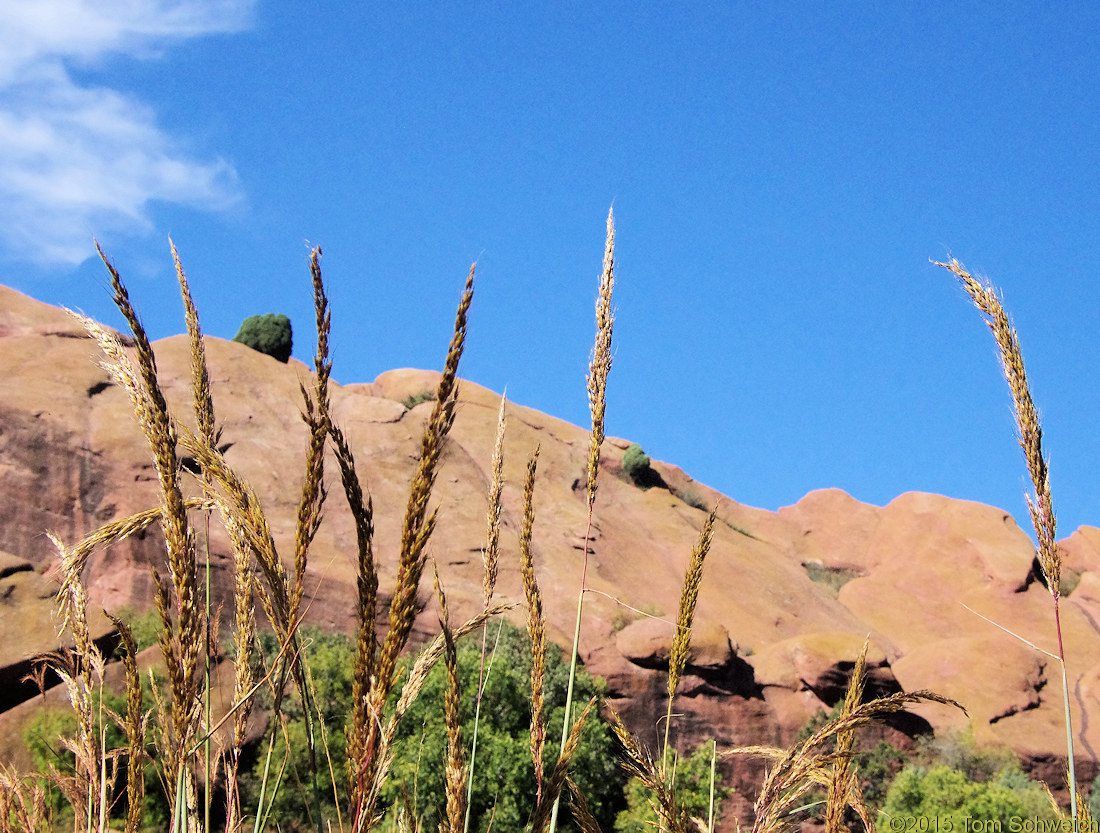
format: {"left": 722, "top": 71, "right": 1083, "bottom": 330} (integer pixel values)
{"left": 347, "top": 264, "right": 476, "bottom": 832}
{"left": 433, "top": 566, "right": 466, "bottom": 833}
{"left": 727, "top": 689, "right": 965, "bottom": 833}
{"left": 937, "top": 258, "right": 1078, "bottom": 828}
{"left": 823, "top": 640, "right": 871, "bottom": 833}
{"left": 92, "top": 243, "right": 203, "bottom": 828}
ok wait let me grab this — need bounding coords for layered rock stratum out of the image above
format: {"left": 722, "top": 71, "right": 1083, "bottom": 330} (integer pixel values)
{"left": 2, "top": 283, "right": 1099, "bottom": 824}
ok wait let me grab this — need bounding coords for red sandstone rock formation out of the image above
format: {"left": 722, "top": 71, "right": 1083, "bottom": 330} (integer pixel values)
{"left": 2, "top": 283, "right": 1099, "bottom": 825}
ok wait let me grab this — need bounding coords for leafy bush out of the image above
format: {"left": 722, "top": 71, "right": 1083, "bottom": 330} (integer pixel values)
{"left": 880, "top": 729, "right": 1056, "bottom": 829}
{"left": 622, "top": 443, "right": 652, "bottom": 486}
{"left": 242, "top": 623, "right": 627, "bottom": 833}
{"left": 916, "top": 727, "right": 1018, "bottom": 782}
{"left": 1089, "top": 772, "right": 1100, "bottom": 821}
{"left": 114, "top": 605, "right": 164, "bottom": 652}
{"left": 881, "top": 764, "right": 1056, "bottom": 829}
{"left": 802, "top": 561, "right": 864, "bottom": 594}
{"left": 402, "top": 389, "right": 436, "bottom": 409}
{"left": 383, "top": 620, "right": 627, "bottom": 832}
{"left": 673, "top": 486, "right": 709, "bottom": 511}
{"left": 232, "top": 313, "right": 293, "bottom": 363}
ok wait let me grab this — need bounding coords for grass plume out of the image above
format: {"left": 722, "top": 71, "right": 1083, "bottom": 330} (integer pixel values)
{"left": 823, "top": 640, "right": 871, "bottom": 833}
{"left": 937, "top": 257, "right": 1078, "bottom": 827}
{"left": 728, "top": 690, "right": 965, "bottom": 833}
{"left": 433, "top": 566, "right": 466, "bottom": 833}
{"left": 551, "top": 206, "right": 616, "bottom": 833}
{"left": 463, "top": 391, "right": 508, "bottom": 833}
{"left": 520, "top": 448, "right": 547, "bottom": 804}
{"left": 353, "top": 264, "right": 476, "bottom": 831}
{"left": 663, "top": 507, "right": 717, "bottom": 775}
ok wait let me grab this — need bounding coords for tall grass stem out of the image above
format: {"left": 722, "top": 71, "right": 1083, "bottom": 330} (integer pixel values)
{"left": 549, "top": 207, "right": 615, "bottom": 833}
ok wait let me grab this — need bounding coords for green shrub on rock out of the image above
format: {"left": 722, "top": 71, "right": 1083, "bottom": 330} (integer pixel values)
{"left": 622, "top": 443, "right": 652, "bottom": 486}
{"left": 232, "top": 313, "right": 293, "bottom": 363}
{"left": 402, "top": 390, "right": 436, "bottom": 410}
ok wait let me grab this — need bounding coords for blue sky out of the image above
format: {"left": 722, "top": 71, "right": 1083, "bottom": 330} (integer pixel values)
{"left": 3, "top": 2, "right": 1099, "bottom": 537}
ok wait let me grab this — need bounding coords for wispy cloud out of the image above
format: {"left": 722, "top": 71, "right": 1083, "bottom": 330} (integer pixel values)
{"left": 0, "top": 1, "right": 253, "bottom": 266}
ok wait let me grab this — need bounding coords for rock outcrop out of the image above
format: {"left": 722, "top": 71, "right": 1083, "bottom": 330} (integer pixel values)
{"left": 2, "top": 283, "right": 1099, "bottom": 826}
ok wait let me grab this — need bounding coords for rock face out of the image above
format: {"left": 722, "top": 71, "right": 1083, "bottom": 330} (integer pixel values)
{"left": 2, "top": 283, "right": 1100, "bottom": 826}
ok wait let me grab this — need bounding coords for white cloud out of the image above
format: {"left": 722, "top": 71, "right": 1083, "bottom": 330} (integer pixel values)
{"left": 0, "top": 1, "right": 253, "bottom": 265}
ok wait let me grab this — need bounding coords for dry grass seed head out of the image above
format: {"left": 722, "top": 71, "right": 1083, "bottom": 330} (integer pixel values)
{"left": 376, "top": 264, "right": 474, "bottom": 705}
{"left": 54, "top": 499, "right": 216, "bottom": 629}
{"left": 230, "top": 535, "right": 258, "bottom": 751}
{"left": 433, "top": 565, "right": 466, "bottom": 833}
{"left": 585, "top": 208, "right": 616, "bottom": 508}
{"left": 329, "top": 417, "right": 380, "bottom": 798}
{"left": 178, "top": 433, "right": 292, "bottom": 638}
{"left": 520, "top": 447, "right": 547, "bottom": 800}
{"left": 291, "top": 387, "right": 328, "bottom": 623}
{"left": 731, "top": 689, "right": 963, "bottom": 833}
{"left": 531, "top": 697, "right": 600, "bottom": 833}
{"left": 391, "top": 602, "right": 514, "bottom": 728}
{"left": 936, "top": 258, "right": 1060, "bottom": 595}
{"left": 0, "top": 764, "right": 51, "bottom": 833}
{"left": 48, "top": 534, "right": 110, "bottom": 827}
{"left": 566, "top": 776, "right": 605, "bottom": 833}
{"left": 94, "top": 248, "right": 205, "bottom": 804}
{"left": 668, "top": 507, "right": 717, "bottom": 702}
{"left": 824, "top": 640, "right": 871, "bottom": 833}
{"left": 291, "top": 247, "right": 334, "bottom": 623}
{"left": 607, "top": 707, "right": 685, "bottom": 833}
{"left": 106, "top": 615, "right": 147, "bottom": 833}
{"left": 171, "top": 239, "right": 218, "bottom": 451}
{"left": 483, "top": 392, "right": 508, "bottom": 606}
{"left": 97, "top": 245, "right": 199, "bottom": 646}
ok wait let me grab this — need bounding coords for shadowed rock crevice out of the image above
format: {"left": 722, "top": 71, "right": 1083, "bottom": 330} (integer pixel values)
{"left": 0, "top": 561, "right": 32, "bottom": 581}
{"left": 678, "top": 651, "right": 764, "bottom": 700}
{"left": 805, "top": 658, "right": 902, "bottom": 707}
{"left": 0, "top": 630, "right": 121, "bottom": 714}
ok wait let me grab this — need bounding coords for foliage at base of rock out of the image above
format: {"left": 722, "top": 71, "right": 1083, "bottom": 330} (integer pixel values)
{"left": 881, "top": 764, "right": 1056, "bottom": 829}
{"left": 240, "top": 623, "right": 627, "bottom": 833}
{"left": 384, "top": 620, "right": 627, "bottom": 832}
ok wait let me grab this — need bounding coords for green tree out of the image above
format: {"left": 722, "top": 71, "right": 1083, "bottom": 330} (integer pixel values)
{"left": 382, "top": 620, "right": 627, "bottom": 832}
{"left": 243, "top": 622, "right": 627, "bottom": 833}
{"left": 881, "top": 764, "right": 1057, "bottom": 829}
{"left": 233, "top": 313, "right": 293, "bottom": 363}
{"left": 241, "top": 629, "right": 355, "bottom": 832}
{"left": 622, "top": 443, "right": 652, "bottom": 487}
{"left": 1089, "top": 773, "right": 1100, "bottom": 821}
